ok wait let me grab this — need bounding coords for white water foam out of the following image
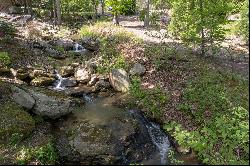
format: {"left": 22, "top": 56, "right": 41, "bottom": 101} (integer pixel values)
{"left": 53, "top": 72, "right": 66, "bottom": 91}
{"left": 146, "top": 122, "right": 170, "bottom": 164}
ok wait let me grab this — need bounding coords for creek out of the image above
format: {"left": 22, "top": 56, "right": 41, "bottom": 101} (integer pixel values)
{"left": 52, "top": 73, "right": 200, "bottom": 165}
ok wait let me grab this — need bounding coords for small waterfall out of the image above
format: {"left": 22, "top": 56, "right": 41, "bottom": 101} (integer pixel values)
{"left": 146, "top": 122, "right": 170, "bottom": 165}
{"left": 83, "top": 93, "right": 93, "bottom": 103}
{"left": 54, "top": 72, "right": 66, "bottom": 91}
{"left": 129, "top": 110, "right": 170, "bottom": 165}
{"left": 74, "top": 43, "right": 84, "bottom": 52}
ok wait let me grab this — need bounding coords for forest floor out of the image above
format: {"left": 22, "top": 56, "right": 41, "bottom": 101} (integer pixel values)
{"left": 118, "top": 15, "right": 249, "bottom": 80}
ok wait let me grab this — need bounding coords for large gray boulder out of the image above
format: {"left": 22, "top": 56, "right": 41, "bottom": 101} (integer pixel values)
{"left": 109, "top": 69, "right": 130, "bottom": 92}
{"left": 27, "top": 89, "right": 79, "bottom": 119}
{"left": 74, "top": 68, "right": 91, "bottom": 83}
{"left": 54, "top": 39, "right": 74, "bottom": 51}
{"left": 11, "top": 86, "right": 35, "bottom": 110}
{"left": 130, "top": 63, "right": 146, "bottom": 76}
{"left": 81, "top": 37, "right": 100, "bottom": 51}
{"left": 54, "top": 99, "right": 156, "bottom": 165}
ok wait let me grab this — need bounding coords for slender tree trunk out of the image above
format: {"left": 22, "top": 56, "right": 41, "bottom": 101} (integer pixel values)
{"left": 53, "top": 0, "right": 57, "bottom": 25}
{"left": 101, "top": 0, "right": 105, "bottom": 15}
{"left": 144, "top": 0, "right": 150, "bottom": 27}
{"left": 113, "top": 12, "right": 119, "bottom": 25}
{"left": 199, "top": 0, "right": 205, "bottom": 56}
{"left": 55, "top": 0, "right": 61, "bottom": 25}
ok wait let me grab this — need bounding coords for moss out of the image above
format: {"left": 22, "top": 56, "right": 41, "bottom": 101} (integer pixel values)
{"left": 0, "top": 101, "right": 35, "bottom": 144}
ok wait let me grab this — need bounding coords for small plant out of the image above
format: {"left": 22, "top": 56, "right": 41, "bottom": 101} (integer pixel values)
{"left": 9, "top": 133, "right": 23, "bottom": 146}
{"left": 0, "top": 20, "right": 16, "bottom": 38}
{"left": 17, "top": 142, "right": 58, "bottom": 165}
{"left": 0, "top": 52, "right": 11, "bottom": 67}
{"left": 168, "top": 149, "right": 184, "bottom": 165}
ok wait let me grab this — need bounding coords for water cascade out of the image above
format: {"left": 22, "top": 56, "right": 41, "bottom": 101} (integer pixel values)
{"left": 53, "top": 72, "right": 67, "bottom": 91}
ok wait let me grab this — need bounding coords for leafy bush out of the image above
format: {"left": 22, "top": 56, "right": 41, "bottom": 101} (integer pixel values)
{"left": 139, "top": 9, "right": 146, "bottom": 21}
{"left": 0, "top": 20, "right": 16, "bottom": 38}
{"left": 120, "top": 0, "right": 136, "bottom": 15}
{"left": 166, "top": 68, "right": 249, "bottom": 165}
{"left": 17, "top": 142, "right": 58, "bottom": 165}
{"left": 0, "top": 52, "right": 11, "bottom": 67}
{"left": 236, "top": 0, "right": 249, "bottom": 42}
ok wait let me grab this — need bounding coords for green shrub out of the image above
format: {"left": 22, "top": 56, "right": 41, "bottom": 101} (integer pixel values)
{"left": 166, "top": 68, "right": 249, "bottom": 165}
{"left": 236, "top": 0, "right": 249, "bottom": 42}
{"left": 17, "top": 142, "right": 58, "bottom": 165}
{"left": 0, "top": 20, "right": 16, "bottom": 37}
{"left": 0, "top": 52, "right": 11, "bottom": 67}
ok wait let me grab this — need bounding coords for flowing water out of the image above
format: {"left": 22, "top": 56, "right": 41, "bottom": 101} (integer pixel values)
{"left": 74, "top": 43, "right": 86, "bottom": 52}
{"left": 52, "top": 74, "right": 199, "bottom": 165}
{"left": 53, "top": 72, "right": 67, "bottom": 91}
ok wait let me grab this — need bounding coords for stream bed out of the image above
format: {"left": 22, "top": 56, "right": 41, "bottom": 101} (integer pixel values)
{"left": 53, "top": 93, "right": 200, "bottom": 165}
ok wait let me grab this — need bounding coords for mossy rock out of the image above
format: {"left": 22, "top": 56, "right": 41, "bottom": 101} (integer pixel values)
{"left": 0, "top": 101, "right": 35, "bottom": 143}
{"left": 30, "top": 77, "right": 55, "bottom": 86}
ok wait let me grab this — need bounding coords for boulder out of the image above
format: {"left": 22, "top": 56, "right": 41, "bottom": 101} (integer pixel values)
{"left": 94, "top": 79, "right": 111, "bottom": 92}
{"left": 54, "top": 102, "right": 156, "bottom": 164}
{"left": 30, "top": 69, "right": 55, "bottom": 79}
{"left": 27, "top": 89, "right": 81, "bottom": 119}
{"left": 130, "top": 63, "right": 146, "bottom": 76}
{"left": 64, "top": 85, "right": 94, "bottom": 97}
{"left": 60, "top": 78, "right": 78, "bottom": 88}
{"left": 59, "top": 66, "right": 75, "bottom": 77}
{"left": 87, "top": 74, "right": 98, "bottom": 86}
{"left": 15, "top": 68, "right": 30, "bottom": 80}
{"left": 0, "top": 68, "right": 14, "bottom": 78}
{"left": 30, "top": 77, "right": 55, "bottom": 86}
{"left": 74, "top": 68, "right": 90, "bottom": 83}
{"left": 109, "top": 69, "right": 130, "bottom": 92}
{"left": 45, "top": 47, "right": 66, "bottom": 59}
{"left": 81, "top": 37, "right": 100, "bottom": 51}
{"left": 11, "top": 86, "right": 35, "bottom": 110}
{"left": 54, "top": 39, "right": 74, "bottom": 51}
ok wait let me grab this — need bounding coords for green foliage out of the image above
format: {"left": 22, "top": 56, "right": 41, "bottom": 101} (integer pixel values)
{"left": 80, "top": 22, "right": 141, "bottom": 74}
{"left": 164, "top": 112, "right": 249, "bottom": 165}
{"left": 0, "top": 20, "right": 16, "bottom": 38}
{"left": 0, "top": 52, "right": 11, "bottom": 67}
{"left": 236, "top": 0, "right": 249, "bottom": 42}
{"left": 120, "top": 0, "right": 136, "bottom": 15}
{"left": 129, "top": 77, "right": 168, "bottom": 118}
{"left": 139, "top": 9, "right": 147, "bottom": 21}
{"left": 9, "top": 133, "right": 24, "bottom": 146}
{"left": 151, "top": 0, "right": 175, "bottom": 9}
{"left": 106, "top": 0, "right": 136, "bottom": 15}
{"left": 17, "top": 143, "right": 58, "bottom": 165}
{"left": 165, "top": 67, "right": 249, "bottom": 165}
{"left": 169, "top": 0, "right": 232, "bottom": 53}
{"left": 180, "top": 69, "right": 248, "bottom": 123}
{"left": 167, "top": 149, "right": 184, "bottom": 165}
{"left": 0, "top": 102, "right": 35, "bottom": 143}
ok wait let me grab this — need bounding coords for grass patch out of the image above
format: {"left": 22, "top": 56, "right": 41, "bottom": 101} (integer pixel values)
{"left": 79, "top": 21, "right": 142, "bottom": 74}
{"left": 129, "top": 76, "right": 168, "bottom": 119}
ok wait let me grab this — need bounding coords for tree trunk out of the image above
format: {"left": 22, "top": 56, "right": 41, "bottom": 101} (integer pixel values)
{"left": 55, "top": 0, "right": 61, "bottom": 25}
{"left": 53, "top": 0, "right": 57, "bottom": 25}
{"left": 113, "top": 12, "right": 119, "bottom": 25}
{"left": 101, "top": 0, "right": 105, "bottom": 15}
{"left": 144, "top": 0, "right": 150, "bottom": 27}
{"left": 199, "top": 0, "right": 205, "bottom": 56}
